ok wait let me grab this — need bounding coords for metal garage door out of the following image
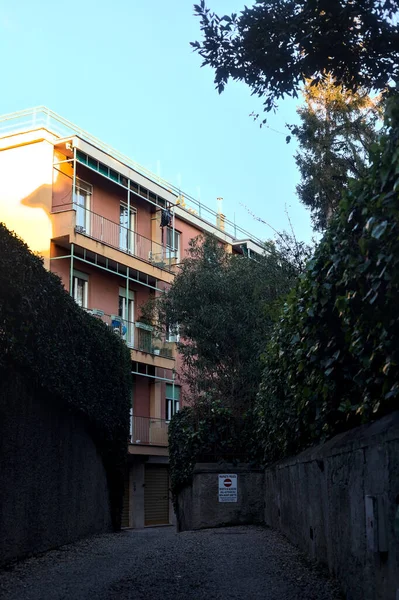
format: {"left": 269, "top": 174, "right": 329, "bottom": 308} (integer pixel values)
{"left": 121, "top": 469, "right": 130, "bottom": 528}
{"left": 144, "top": 466, "right": 169, "bottom": 526}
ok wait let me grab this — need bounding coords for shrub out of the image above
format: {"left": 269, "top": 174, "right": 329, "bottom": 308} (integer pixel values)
{"left": 0, "top": 224, "right": 132, "bottom": 527}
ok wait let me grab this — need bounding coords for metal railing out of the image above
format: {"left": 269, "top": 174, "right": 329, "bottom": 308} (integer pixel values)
{"left": 0, "top": 106, "right": 265, "bottom": 245}
{"left": 86, "top": 310, "right": 174, "bottom": 359}
{"left": 130, "top": 416, "right": 168, "bottom": 446}
{"left": 56, "top": 202, "right": 176, "bottom": 272}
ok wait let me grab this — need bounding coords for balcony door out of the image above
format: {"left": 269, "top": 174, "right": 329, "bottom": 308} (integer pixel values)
{"left": 119, "top": 203, "right": 136, "bottom": 255}
{"left": 75, "top": 179, "right": 92, "bottom": 234}
{"left": 119, "top": 288, "right": 135, "bottom": 347}
{"left": 166, "top": 227, "right": 180, "bottom": 262}
{"left": 73, "top": 271, "right": 89, "bottom": 308}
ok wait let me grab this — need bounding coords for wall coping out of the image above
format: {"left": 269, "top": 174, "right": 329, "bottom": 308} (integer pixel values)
{"left": 193, "top": 462, "right": 264, "bottom": 474}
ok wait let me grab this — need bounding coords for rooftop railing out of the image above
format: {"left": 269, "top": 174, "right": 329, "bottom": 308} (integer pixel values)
{"left": 0, "top": 106, "right": 265, "bottom": 246}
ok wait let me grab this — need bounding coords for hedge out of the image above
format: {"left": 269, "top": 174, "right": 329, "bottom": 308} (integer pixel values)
{"left": 256, "top": 98, "right": 399, "bottom": 463}
{"left": 0, "top": 224, "right": 132, "bottom": 528}
{"left": 168, "top": 401, "right": 261, "bottom": 508}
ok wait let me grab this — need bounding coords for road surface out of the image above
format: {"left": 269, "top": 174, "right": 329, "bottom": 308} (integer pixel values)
{"left": 0, "top": 525, "right": 342, "bottom": 599}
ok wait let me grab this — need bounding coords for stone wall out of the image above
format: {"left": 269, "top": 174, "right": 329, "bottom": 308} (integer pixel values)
{"left": 177, "top": 463, "right": 264, "bottom": 532}
{"left": 264, "top": 412, "right": 399, "bottom": 600}
{"left": 0, "top": 373, "right": 112, "bottom": 567}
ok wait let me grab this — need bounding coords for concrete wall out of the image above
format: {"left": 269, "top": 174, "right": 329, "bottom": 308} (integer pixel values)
{"left": 177, "top": 463, "right": 264, "bottom": 532}
{"left": 0, "top": 372, "right": 112, "bottom": 567}
{"left": 264, "top": 412, "right": 399, "bottom": 600}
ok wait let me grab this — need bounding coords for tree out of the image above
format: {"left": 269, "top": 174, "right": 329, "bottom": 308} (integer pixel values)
{"left": 287, "top": 77, "right": 382, "bottom": 231}
{"left": 192, "top": 0, "right": 399, "bottom": 113}
{"left": 157, "top": 234, "right": 303, "bottom": 413}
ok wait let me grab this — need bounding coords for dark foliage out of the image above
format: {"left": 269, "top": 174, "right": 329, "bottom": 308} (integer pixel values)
{"left": 0, "top": 225, "right": 132, "bottom": 528}
{"left": 168, "top": 401, "right": 261, "bottom": 507}
{"left": 192, "top": 0, "right": 399, "bottom": 112}
{"left": 256, "top": 97, "right": 399, "bottom": 463}
{"left": 158, "top": 234, "right": 300, "bottom": 413}
{"left": 288, "top": 77, "right": 382, "bottom": 231}
{"left": 166, "top": 235, "right": 308, "bottom": 504}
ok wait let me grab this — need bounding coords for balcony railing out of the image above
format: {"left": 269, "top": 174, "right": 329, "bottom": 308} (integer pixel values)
{"left": 55, "top": 202, "right": 176, "bottom": 272}
{"left": 130, "top": 416, "right": 169, "bottom": 447}
{"left": 86, "top": 310, "right": 174, "bottom": 360}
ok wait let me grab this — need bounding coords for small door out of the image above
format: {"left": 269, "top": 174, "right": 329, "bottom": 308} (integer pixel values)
{"left": 144, "top": 466, "right": 169, "bottom": 526}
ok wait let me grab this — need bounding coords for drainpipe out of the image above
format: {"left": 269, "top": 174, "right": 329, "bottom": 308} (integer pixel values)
{"left": 70, "top": 243, "right": 74, "bottom": 297}
{"left": 127, "top": 179, "right": 131, "bottom": 252}
{"left": 72, "top": 146, "right": 76, "bottom": 208}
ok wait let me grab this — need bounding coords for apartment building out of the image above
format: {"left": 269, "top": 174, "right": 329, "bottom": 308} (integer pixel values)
{"left": 0, "top": 107, "right": 265, "bottom": 529}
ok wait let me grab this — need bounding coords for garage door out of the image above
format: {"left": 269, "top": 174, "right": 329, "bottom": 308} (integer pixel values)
{"left": 144, "top": 466, "right": 169, "bottom": 526}
{"left": 121, "top": 469, "right": 130, "bottom": 528}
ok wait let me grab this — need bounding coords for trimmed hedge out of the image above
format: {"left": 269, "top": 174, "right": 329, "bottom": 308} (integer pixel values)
{"left": 256, "top": 98, "right": 399, "bottom": 463}
{"left": 0, "top": 224, "right": 132, "bottom": 528}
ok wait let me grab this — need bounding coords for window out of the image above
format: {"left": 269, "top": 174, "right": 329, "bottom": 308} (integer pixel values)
{"left": 73, "top": 270, "right": 88, "bottom": 308}
{"left": 166, "top": 384, "right": 180, "bottom": 421}
{"left": 75, "top": 178, "right": 92, "bottom": 233}
{"left": 166, "top": 227, "right": 180, "bottom": 262}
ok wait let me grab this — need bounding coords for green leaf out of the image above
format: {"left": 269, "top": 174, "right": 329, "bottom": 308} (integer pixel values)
{"left": 371, "top": 221, "right": 388, "bottom": 240}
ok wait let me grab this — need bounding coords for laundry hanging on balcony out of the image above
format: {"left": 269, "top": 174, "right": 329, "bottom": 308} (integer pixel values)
{"left": 160, "top": 208, "right": 172, "bottom": 228}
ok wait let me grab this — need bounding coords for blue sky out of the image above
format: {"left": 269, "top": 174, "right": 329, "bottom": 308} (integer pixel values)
{"left": 0, "top": 0, "right": 314, "bottom": 244}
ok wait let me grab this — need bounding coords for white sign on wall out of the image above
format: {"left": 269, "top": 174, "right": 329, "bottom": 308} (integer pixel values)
{"left": 218, "top": 474, "right": 238, "bottom": 503}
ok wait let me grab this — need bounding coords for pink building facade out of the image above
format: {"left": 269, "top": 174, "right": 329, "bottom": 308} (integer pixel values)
{"left": 0, "top": 107, "right": 265, "bottom": 528}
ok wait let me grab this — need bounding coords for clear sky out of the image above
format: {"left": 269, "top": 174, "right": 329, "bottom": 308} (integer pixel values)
{"left": 0, "top": 0, "right": 314, "bottom": 244}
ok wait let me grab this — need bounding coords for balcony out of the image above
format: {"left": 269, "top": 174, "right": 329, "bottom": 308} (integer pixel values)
{"left": 51, "top": 203, "right": 176, "bottom": 282}
{"left": 86, "top": 310, "right": 175, "bottom": 368}
{"left": 128, "top": 416, "right": 169, "bottom": 456}
{"left": 130, "top": 416, "right": 169, "bottom": 447}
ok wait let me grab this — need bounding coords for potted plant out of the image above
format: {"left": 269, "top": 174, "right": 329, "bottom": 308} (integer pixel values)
{"left": 138, "top": 298, "right": 164, "bottom": 355}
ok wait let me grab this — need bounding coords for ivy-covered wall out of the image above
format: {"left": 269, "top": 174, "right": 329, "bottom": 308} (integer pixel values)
{"left": 0, "top": 224, "right": 132, "bottom": 534}
{"left": 256, "top": 99, "right": 399, "bottom": 463}
{"left": 0, "top": 370, "right": 113, "bottom": 566}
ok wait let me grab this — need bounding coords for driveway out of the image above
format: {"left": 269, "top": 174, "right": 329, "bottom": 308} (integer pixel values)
{"left": 0, "top": 525, "right": 342, "bottom": 599}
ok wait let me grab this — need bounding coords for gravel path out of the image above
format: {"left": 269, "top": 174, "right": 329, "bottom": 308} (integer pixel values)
{"left": 0, "top": 525, "right": 342, "bottom": 600}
